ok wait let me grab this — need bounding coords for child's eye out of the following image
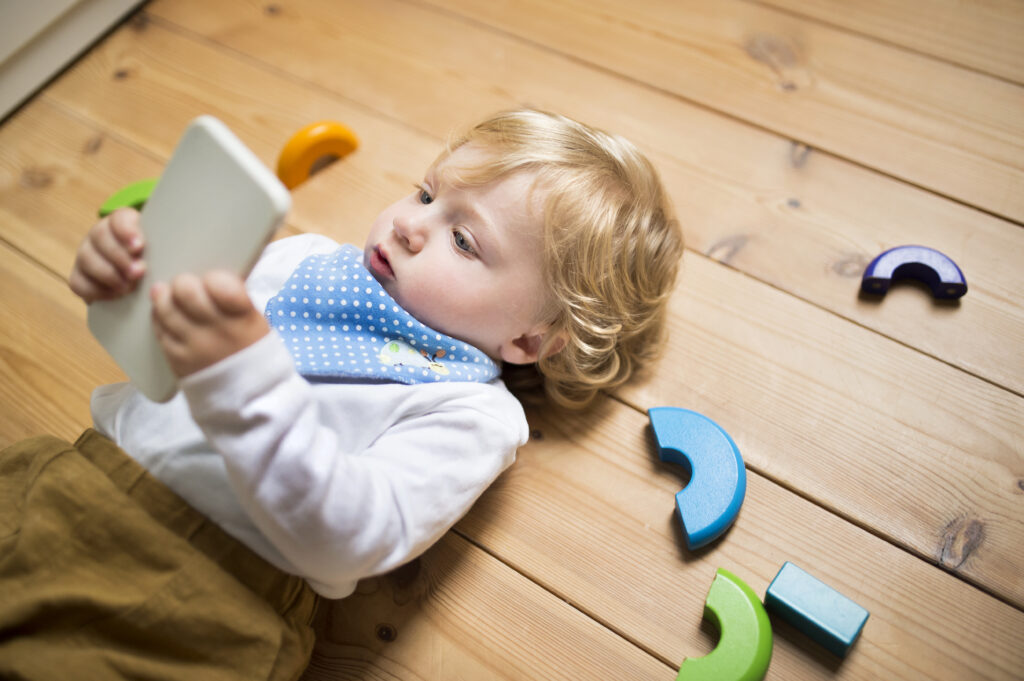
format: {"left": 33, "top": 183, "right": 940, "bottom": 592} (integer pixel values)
{"left": 453, "top": 230, "right": 475, "bottom": 254}
{"left": 417, "top": 187, "right": 433, "bottom": 204}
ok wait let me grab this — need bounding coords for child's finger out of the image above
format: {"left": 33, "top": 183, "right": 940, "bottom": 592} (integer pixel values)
{"left": 75, "top": 237, "right": 129, "bottom": 292}
{"left": 69, "top": 266, "right": 105, "bottom": 303}
{"left": 107, "top": 208, "right": 145, "bottom": 255}
{"left": 91, "top": 218, "right": 145, "bottom": 282}
{"left": 170, "top": 273, "right": 219, "bottom": 323}
{"left": 150, "top": 281, "right": 187, "bottom": 341}
{"left": 203, "top": 270, "right": 254, "bottom": 316}
{"left": 151, "top": 309, "right": 182, "bottom": 352}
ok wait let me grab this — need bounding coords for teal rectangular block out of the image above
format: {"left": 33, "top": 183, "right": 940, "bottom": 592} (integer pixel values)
{"left": 764, "top": 562, "right": 869, "bottom": 657}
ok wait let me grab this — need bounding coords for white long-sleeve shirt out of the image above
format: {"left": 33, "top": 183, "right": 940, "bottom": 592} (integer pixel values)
{"left": 91, "top": 234, "right": 529, "bottom": 598}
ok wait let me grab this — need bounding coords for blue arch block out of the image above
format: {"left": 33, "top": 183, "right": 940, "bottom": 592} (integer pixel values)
{"left": 648, "top": 407, "right": 747, "bottom": 549}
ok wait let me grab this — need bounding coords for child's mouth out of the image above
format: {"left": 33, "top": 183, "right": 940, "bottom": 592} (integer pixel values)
{"left": 369, "top": 245, "right": 394, "bottom": 280}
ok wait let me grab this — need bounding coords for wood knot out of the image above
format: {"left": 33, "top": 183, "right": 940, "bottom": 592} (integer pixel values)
{"left": 937, "top": 515, "right": 985, "bottom": 571}
{"left": 20, "top": 167, "right": 55, "bottom": 189}
{"left": 83, "top": 134, "right": 105, "bottom": 155}
{"left": 375, "top": 623, "right": 397, "bottom": 642}
{"left": 745, "top": 34, "right": 799, "bottom": 68}
{"left": 789, "top": 141, "right": 812, "bottom": 168}
{"left": 744, "top": 34, "right": 811, "bottom": 92}
{"left": 265, "top": 3, "right": 282, "bottom": 15}
{"left": 705, "top": 234, "right": 749, "bottom": 266}
{"left": 831, "top": 253, "right": 871, "bottom": 278}
{"left": 113, "top": 68, "right": 131, "bottom": 81}
{"left": 530, "top": 429, "right": 544, "bottom": 440}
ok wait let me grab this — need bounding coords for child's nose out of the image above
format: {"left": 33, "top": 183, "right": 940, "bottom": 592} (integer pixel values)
{"left": 392, "top": 214, "right": 427, "bottom": 252}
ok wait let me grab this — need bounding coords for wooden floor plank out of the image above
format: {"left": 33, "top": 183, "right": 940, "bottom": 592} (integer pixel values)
{"left": 454, "top": 399, "right": 1024, "bottom": 680}
{"left": 748, "top": 0, "right": 1024, "bottom": 84}
{"left": 39, "top": 7, "right": 1024, "bottom": 604}
{"left": 0, "top": 98, "right": 164, "bottom": 279}
{"left": 137, "top": 0, "right": 1024, "bottom": 396}
{"left": 423, "top": 0, "right": 1024, "bottom": 223}
{"left": 303, "top": 533, "right": 672, "bottom": 680}
{"left": 0, "top": 241, "right": 124, "bottom": 447}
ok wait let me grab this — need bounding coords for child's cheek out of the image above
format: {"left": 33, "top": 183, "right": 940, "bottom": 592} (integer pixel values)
{"left": 402, "top": 276, "right": 465, "bottom": 337}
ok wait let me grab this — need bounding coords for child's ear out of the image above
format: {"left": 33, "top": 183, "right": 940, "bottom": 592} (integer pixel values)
{"left": 501, "top": 327, "right": 567, "bottom": 365}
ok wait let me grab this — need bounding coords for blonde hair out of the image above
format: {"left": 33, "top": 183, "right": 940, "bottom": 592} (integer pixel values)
{"left": 437, "top": 109, "right": 683, "bottom": 409}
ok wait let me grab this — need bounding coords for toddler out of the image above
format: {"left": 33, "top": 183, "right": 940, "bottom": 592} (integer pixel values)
{"left": 3, "top": 109, "right": 682, "bottom": 679}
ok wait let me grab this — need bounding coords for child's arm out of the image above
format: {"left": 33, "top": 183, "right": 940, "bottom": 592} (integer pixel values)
{"left": 176, "top": 336, "right": 526, "bottom": 595}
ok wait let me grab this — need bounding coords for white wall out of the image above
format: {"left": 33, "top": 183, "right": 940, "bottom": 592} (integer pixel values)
{"left": 1, "top": 0, "right": 144, "bottom": 121}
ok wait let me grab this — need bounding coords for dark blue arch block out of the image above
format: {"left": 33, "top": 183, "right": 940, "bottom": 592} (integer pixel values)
{"left": 861, "top": 245, "right": 967, "bottom": 299}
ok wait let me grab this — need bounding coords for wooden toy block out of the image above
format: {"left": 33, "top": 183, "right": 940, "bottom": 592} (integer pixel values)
{"left": 677, "top": 567, "right": 773, "bottom": 681}
{"left": 764, "top": 562, "right": 869, "bottom": 657}
{"left": 860, "top": 245, "right": 967, "bottom": 299}
{"left": 276, "top": 120, "right": 359, "bottom": 189}
{"left": 98, "top": 178, "right": 158, "bottom": 217}
{"left": 648, "top": 407, "right": 747, "bottom": 549}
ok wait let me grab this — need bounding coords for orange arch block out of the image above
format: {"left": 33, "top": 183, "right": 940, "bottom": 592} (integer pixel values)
{"left": 276, "top": 120, "right": 359, "bottom": 189}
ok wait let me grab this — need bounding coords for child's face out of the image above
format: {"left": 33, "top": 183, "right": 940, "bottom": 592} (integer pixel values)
{"left": 364, "top": 144, "right": 552, "bottom": 364}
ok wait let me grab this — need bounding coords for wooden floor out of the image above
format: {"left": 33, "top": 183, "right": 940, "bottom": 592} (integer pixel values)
{"left": 2, "top": 0, "right": 1022, "bottom": 678}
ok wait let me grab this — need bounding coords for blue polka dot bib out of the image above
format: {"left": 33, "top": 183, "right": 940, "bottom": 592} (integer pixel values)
{"left": 264, "top": 244, "right": 500, "bottom": 384}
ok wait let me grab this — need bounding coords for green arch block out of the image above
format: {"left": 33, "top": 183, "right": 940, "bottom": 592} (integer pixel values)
{"left": 677, "top": 568, "right": 773, "bottom": 681}
{"left": 98, "top": 178, "right": 159, "bottom": 217}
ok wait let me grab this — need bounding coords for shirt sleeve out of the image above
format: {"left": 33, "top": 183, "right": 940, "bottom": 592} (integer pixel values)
{"left": 177, "top": 332, "right": 525, "bottom": 595}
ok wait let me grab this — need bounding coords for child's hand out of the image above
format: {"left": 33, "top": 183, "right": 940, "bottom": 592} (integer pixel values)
{"left": 69, "top": 208, "right": 146, "bottom": 303}
{"left": 150, "top": 271, "right": 270, "bottom": 378}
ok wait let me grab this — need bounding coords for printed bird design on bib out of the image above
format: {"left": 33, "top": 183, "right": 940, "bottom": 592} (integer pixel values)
{"left": 378, "top": 339, "right": 450, "bottom": 376}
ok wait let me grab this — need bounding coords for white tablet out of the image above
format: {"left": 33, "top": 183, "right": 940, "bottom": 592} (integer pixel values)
{"left": 88, "top": 115, "right": 291, "bottom": 402}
